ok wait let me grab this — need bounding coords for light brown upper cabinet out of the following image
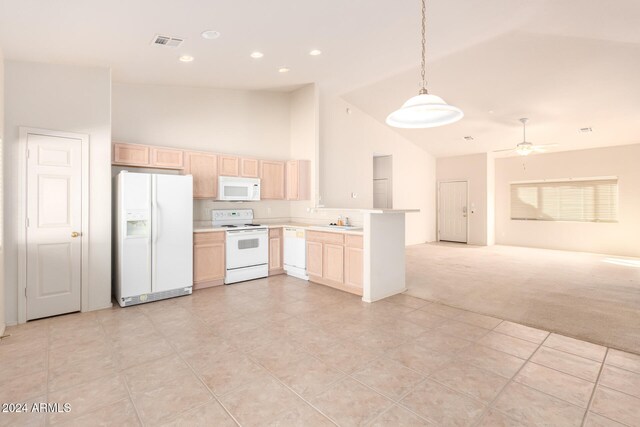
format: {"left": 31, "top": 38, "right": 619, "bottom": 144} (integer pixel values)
{"left": 218, "top": 155, "right": 240, "bottom": 176}
{"left": 151, "top": 147, "right": 184, "bottom": 169}
{"left": 260, "top": 160, "right": 286, "bottom": 199}
{"left": 240, "top": 158, "right": 260, "bottom": 178}
{"left": 184, "top": 151, "right": 218, "bottom": 199}
{"left": 113, "top": 142, "right": 150, "bottom": 167}
{"left": 286, "top": 160, "right": 311, "bottom": 200}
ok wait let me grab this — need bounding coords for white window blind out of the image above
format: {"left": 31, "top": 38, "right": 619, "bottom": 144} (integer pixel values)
{"left": 510, "top": 178, "right": 618, "bottom": 222}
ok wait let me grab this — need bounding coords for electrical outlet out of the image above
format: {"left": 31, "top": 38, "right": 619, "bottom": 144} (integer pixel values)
{"left": 351, "top": 192, "right": 358, "bottom": 199}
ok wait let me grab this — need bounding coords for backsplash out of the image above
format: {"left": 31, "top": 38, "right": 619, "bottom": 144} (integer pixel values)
{"left": 193, "top": 199, "right": 364, "bottom": 226}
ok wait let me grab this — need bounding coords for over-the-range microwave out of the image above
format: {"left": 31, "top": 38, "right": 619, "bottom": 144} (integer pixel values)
{"left": 218, "top": 176, "right": 261, "bottom": 201}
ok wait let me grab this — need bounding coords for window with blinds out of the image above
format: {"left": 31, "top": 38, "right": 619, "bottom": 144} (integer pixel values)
{"left": 510, "top": 178, "right": 618, "bottom": 222}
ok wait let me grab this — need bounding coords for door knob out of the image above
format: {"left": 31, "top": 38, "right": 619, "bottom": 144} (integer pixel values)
{"left": 71, "top": 232, "right": 81, "bottom": 238}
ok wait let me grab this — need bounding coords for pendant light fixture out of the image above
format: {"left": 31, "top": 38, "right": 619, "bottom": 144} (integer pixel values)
{"left": 386, "top": 0, "right": 463, "bottom": 128}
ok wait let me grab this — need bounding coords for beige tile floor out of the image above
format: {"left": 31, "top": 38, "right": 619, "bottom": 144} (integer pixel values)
{"left": 1, "top": 274, "right": 639, "bottom": 426}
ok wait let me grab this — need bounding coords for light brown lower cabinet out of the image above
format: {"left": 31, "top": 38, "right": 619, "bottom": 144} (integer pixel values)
{"left": 269, "top": 228, "right": 284, "bottom": 275}
{"left": 306, "top": 231, "right": 363, "bottom": 295}
{"left": 193, "top": 232, "right": 225, "bottom": 289}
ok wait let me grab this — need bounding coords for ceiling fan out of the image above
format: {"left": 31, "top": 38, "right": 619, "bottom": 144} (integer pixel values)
{"left": 493, "top": 118, "right": 558, "bottom": 156}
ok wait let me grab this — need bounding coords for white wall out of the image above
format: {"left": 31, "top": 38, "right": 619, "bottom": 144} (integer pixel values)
{"left": 319, "top": 94, "right": 436, "bottom": 245}
{"left": 4, "top": 61, "right": 112, "bottom": 324}
{"left": 112, "top": 82, "right": 295, "bottom": 223}
{"left": 495, "top": 144, "right": 640, "bottom": 257}
{"left": 436, "top": 153, "right": 490, "bottom": 245}
{"left": 112, "top": 83, "right": 291, "bottom": 158}
{"left": 0, "top": 49, "right": 5, "bottom": 334}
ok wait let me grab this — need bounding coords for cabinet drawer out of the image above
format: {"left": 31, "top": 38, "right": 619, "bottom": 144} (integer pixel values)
{"left": 194, "top": 231, "right": 225, "bottom": 244}
{"left": 306, "top": 230, "right": 344, "bottom": 245}
{"left": 346, "top": 235, "right": 363, "bottom": 249}
{"left": 269, "top": 227, "right": 282, "bottom": 238}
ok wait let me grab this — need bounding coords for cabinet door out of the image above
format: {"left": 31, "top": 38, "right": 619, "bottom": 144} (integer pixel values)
{"left": 113, "top": 143, "right": 150, "bottom": 166}
{"left": 306, "top": 241, "right": 323, "bottom": 277}
{"left": 269, "top": 237, "right": 283, "bottom": 271}
{"left": 323, "top": 243, "right": 344, "bottom": 283}
{"left": 286, "top": 160, "right": 311, "bottom": 200}
{"left": 240, "top": 158, "right": 259, "bottom": 178}
{"left": 185, "top": 152, "right": 217, "bottom": 198}
{"left": 219, "top": 155, "right": 240, "bottom": 176}
{"left": 194, "top": 242, "right": 225, "bottom": 282}
{"left": 286, "top": 161, "right": 299, "bottom": 200}
{"left": 344, "top": 247, "right": 363, "bottom": 289}
{"left": 152, "top": 147, "right": 184, "bottom": 169}
{"left": 260, "top": 160, "right": 286, "bottom": 199}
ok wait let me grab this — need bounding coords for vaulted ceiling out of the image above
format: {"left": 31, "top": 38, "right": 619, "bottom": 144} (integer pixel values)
{"left": 1, "top": 0, "right": 639, "bottom": 157}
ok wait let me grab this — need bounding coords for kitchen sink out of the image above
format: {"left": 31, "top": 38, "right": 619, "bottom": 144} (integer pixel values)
{"left": 318, "top": 225, "right": 363, "bottom": 231}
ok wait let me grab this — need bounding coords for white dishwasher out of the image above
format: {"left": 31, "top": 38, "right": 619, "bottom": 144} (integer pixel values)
{"left": 283, "top": 227, "right": 309, "bottom": 280}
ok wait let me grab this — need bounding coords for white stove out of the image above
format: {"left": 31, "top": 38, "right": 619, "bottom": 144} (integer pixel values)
{"left": 211, "top": 209, "right": 269, "bottom": 284}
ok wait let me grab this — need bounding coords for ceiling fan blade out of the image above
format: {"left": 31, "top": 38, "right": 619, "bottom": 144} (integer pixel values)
{"left": 530, "top": 143, "right": 559, "bottom": 152}
{"left": 492, "top": 148, "right": 515, "bottom": 153}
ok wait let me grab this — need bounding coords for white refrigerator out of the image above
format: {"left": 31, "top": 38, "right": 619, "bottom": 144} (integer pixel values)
{"left": 114, "top": 171, "right": 193, "bottom": 307}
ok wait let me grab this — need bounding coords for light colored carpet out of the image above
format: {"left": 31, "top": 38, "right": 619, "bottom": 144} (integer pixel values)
{"left": 405, "top": 242, "right": 640, "bottom": 355}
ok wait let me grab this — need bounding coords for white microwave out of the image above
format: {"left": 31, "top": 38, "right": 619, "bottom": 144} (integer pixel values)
{"left": 218, "top": 176, "right": 261, "bottom": 201}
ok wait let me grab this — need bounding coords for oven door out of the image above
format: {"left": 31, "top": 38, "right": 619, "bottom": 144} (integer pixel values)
{"left": 225, "top": 229, "right": 269, "bottom": 269}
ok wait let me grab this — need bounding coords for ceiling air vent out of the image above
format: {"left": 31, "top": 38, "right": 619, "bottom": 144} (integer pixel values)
{"left": 151, "top": 34, "right": 184, "bottom": 48}
{"left": 579, "top": 127, "right": 593, "bottom": 133}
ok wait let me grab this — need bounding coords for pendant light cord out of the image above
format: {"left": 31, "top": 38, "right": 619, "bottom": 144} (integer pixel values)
{"left": 420, "top": 0, "right": 428, "bottom": 95}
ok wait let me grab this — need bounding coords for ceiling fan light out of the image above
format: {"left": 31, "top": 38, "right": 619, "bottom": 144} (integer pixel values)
{"left": 386, "top": 94, "right": 464, "bottom": 128}
{"left": 516, "top": 146, "right": 533, "bottom": 156}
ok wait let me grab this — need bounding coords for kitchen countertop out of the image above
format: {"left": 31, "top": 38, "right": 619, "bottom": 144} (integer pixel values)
{"left": 193, "top": 222, "right": 364, "bottom": 236}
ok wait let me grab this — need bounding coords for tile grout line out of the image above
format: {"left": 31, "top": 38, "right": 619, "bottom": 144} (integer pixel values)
{"left": 243, "top": 345, "right": 342, "bottom": 425}
{"left": 407, "top": 295, "right": 637, "bottom": 358}
{"left": 96, "top": 311, "right": 146, "bottom": 427}
{"left": 145, "top": 309, "right": 243, "bottom": 427}
{"left": 469, "top": 330, "right": 549, "bottom": 427}
{"left": 580, "top": 347, "right": 608, "bottom": 427}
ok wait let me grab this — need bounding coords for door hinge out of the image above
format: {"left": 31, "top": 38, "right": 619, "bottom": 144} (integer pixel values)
{"left": 24, "top": 288, "right": 27, "bottom": 297}
{"left": 26, "top": 149, "right": 30, "bottom": 159}
{"left": 25, "top": 218, "right": 30, "bottom": 228}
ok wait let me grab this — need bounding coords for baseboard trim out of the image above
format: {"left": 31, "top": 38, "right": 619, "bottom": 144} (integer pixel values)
{"left": 193, "top": 279, "right": 224, "bottom": 290}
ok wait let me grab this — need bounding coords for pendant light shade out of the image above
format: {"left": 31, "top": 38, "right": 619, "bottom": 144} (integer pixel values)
{"left": 386, "top": 93, "right": 463, "bottom": 128}
{"left": 387, "top": 0, "right": 463, "bottom": 129}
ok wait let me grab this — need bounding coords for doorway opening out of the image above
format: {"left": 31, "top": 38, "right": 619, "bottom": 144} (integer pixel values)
{"left": 373, "top": 155, "right": 392, "bottom": 209}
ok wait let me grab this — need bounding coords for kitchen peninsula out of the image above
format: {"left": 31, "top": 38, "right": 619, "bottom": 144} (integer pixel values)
{"left": 194, "top": 208, "right": 418, "bottom": 303}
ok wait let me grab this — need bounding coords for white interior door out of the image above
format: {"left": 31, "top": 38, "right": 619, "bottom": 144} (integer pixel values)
{"left": 26, "top": 133, "right": 82, "bottom": 320}
{"left": 439, "top": 181, "right": 468, "bottom": 243}
{"left": 373, "top": 179, "right": 389, "bottom": 209}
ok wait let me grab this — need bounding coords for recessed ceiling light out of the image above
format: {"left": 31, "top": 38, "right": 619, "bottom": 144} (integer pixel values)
{"left": 201, "top": 30, "right": 221, "bottom": 40}
{"left": 179, "top": 55, "right": 194, "bottom": 62}
{"left": 579, "top": 127, "right": 593, "bottom": 133}
{"left": 278, "top": 66, "right": 290, "bottom": 73}
{"left": 463, "top": 136, "right": 474, "bottom": 141}
{"left": 309, "top": 49, "right": 322, "bottom": 56}
{"left": 250, "top": 51, "right": 264, "bottom": 59}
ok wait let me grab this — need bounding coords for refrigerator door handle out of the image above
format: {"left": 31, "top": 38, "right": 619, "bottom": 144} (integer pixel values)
{"left": 151, "top": 175, "right": 158, "bottom": 290}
